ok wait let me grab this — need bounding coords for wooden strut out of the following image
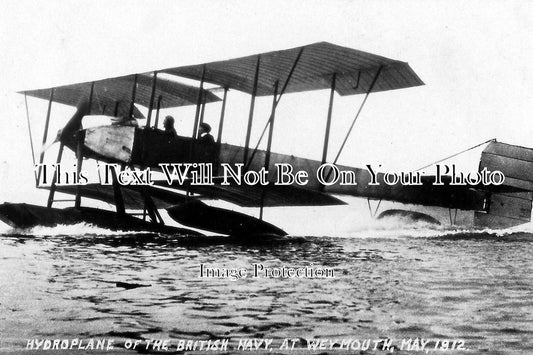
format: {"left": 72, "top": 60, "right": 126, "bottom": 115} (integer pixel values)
{"left": 37, "top": 88, "right": 54, "bottom": 185}
{"left": 74, "top": 82, "right": 94, "bottom": 209}
{"left": 366, "top": 198, "right": 382, "bottom": 218}
{"left": 146, "top": 71, "right": 158, "bottom": 127}
{"left": 127, "top": 164, "right": 162, "bottom": 224}
{"left": 46, "top": 144, "right": 64, "bottom": 208}
{"left": 23, "top": 92, "right": 38, "bottom": 186}
{"left": 192, "top": 65, "right": 206, "bottom": 140}
{"left": 88, "top": 82, "right": 95, "bottom": 111}
{"left": 214, "top": 88, "right": 228, "bottom": 175}
{"left": 142, "top": 189, "right": 164, "bottom": 224}
{"left": 217, "top": 88, "right": 228, "bottom": 144}
{"left": 189, "top": 65, "right": 207, "bottom": 171}
{"left": 244, "top": 47, "right": 305, "bottom": 170}
{"left": 324, "top": 66, "right": 383, "bottom": 183}
{"left": 142, "top": 196, "right": 158, "bottom": 223}
{"left": 74, "top": 137, "right": 83, "bottom": 208}
{"left": 128, "top": 74, "right": 138, "bottom": 118}
{"left": 243, "top": 55, "right": 261, "bottom": 164}
{"left": 199, "top": 92, "right": 206, "bottom": 125}
{"left": 154, "top": 95, "right": 163, "bottom": 128}
{"left": 320, "top": 73, "right": 336, "bottom": 191}
{"left": 110, "top": 167, "right": 125, "bottom": 215}
{"left": 264, "top": 81, "right": 279, "bottom": 175}
{"left": 448, "top": 208, "right": 458, "bottom": 225}
{"left": 259, "top": 81, "right": 279, "bottom": 220}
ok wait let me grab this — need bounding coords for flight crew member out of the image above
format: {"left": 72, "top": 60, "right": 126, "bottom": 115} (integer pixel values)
{"left": 163, "top": 115, "right": 177, "bottom": 137}
{"left": 197, "top": 122, "right": 216, "bottom": 163}
{"left": 198, "top": 122, "right": 214, "bottom": 144}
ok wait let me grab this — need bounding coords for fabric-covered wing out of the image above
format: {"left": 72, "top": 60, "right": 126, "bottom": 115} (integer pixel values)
{"left": 24, "top": 81, "right": 145, "bottom": 119}
{"left": 162, "top": 42, "right": 424, "bottom": 96}
{"left": 22, "top": 73, "right": 220, "bottom": 117}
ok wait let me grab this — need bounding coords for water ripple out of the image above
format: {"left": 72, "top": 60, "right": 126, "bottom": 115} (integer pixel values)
{"left": 0, "top": 231, "right": 532, "bottom": 353}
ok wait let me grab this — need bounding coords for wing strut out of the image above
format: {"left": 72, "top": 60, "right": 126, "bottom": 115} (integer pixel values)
{"left": 366, "top": 198, "right": 382, "bottom": 218}
{"left": 214, "top": 88, "right": 229, "bottom": 175}
{"left": 192, "top": 65, "right": 206, "bottom": 139}
{"left": 128, "top": 74, "right": 138, "bottom": 118}
{"left": 74, "top": 136, "right": 84, "bottom": 208}
{"left": 154, "top": 95, "right": 163, "bottom": 128}
{"left": 146, "top": 71, "right": 158, "bottom": 127}
{"left": 324, "top": 66, "right": 383, "bottom": 182}
{"left": 244, "top": 47, "right": 305, "bottom": 170}
{"left": 217, "top": 88, "right": 228, "bottom": 144}
{"left": 131, "top": 163, "right": 164, "bottom": 224}
{"left": 109, "top": 167, "right": 125, "bottom": 214}
{"left": 243, "top": 55, "right": 261, "bottom": 164}
{"left": 199, "top": 92, "right": 207, "bottom": 125}
{"left": 88, "top": 82, "right": 95, "bottom": 114}
{"left": 46, "top": 143, "right": 65, "bottom": 208}
{"left": 23, "top": 92, "right": 38, "bottom": 185}
{"left": 320, "top": 73, "right": 336, "bottom": 191}
{"left": 264, "top": 81, "right": 279, "bottom": 174}
{"left": 259, "top": 80, "right": 279, "bottom": 220}
{"left": 73, "top": 82, "right": 94, "bottom": 208}
{"left": 189, "top": 65, "right": 206, "bottom": 164}
{"left": 37, "top": 88, "right": 54, "bottom": 184}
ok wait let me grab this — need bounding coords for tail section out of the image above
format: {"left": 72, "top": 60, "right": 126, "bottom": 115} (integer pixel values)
{"left": 474, "top": 141, "right": 533, "bottom": 228}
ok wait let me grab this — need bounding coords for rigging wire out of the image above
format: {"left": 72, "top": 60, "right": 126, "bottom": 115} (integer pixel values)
{"left": 244, "top": 47, "right": 305, "bottom": 170}
{"left": 414, "top": 138, "right": 496, "bottom": 172}
{"left": 330, "top": 66, "right": 383, "bottom": 167}
{"left": 322, "top": 66, "right": 383, "bottom": 183}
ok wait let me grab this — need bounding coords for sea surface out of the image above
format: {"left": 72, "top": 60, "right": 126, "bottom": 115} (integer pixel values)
{"left": 0, "top": 221, "right": 532, "bottom": 355}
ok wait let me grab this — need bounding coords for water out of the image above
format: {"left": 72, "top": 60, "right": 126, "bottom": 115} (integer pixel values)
{"left": 1, "top": 223, "right": 532, "bottom": 354}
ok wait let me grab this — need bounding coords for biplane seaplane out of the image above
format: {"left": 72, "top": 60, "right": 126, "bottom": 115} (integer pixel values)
{"left": 1, "top": 42, "right": 532, "bottom": 237}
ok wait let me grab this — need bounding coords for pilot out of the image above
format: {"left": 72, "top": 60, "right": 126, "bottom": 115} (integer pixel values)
{"left": 197, "top": 122, "right": 217, "bottom": 163}
{"left": 163, "top": 115, "right": 177, "bottom": 137}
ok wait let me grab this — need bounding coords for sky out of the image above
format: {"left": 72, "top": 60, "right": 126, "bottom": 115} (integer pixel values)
{"left": 0, "top": 0, "right": 532, "bottom": 206}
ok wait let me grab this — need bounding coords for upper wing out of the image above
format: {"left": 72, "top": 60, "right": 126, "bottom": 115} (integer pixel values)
{"left": 21, "top": 74, "right": 221, "bottom": 118}
{"left": 163, "top": 41, "right": 424, "bottom": 96}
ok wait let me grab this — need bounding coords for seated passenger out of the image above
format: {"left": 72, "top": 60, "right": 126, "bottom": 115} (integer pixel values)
{"left": 198, "top": 122, "right": 214, "bottom": 144}
{"left": 197, "top": 122, "right": 217, "bottom": 163}
{"left": 163, "top": 115, "right": 177, "bottom": 137}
